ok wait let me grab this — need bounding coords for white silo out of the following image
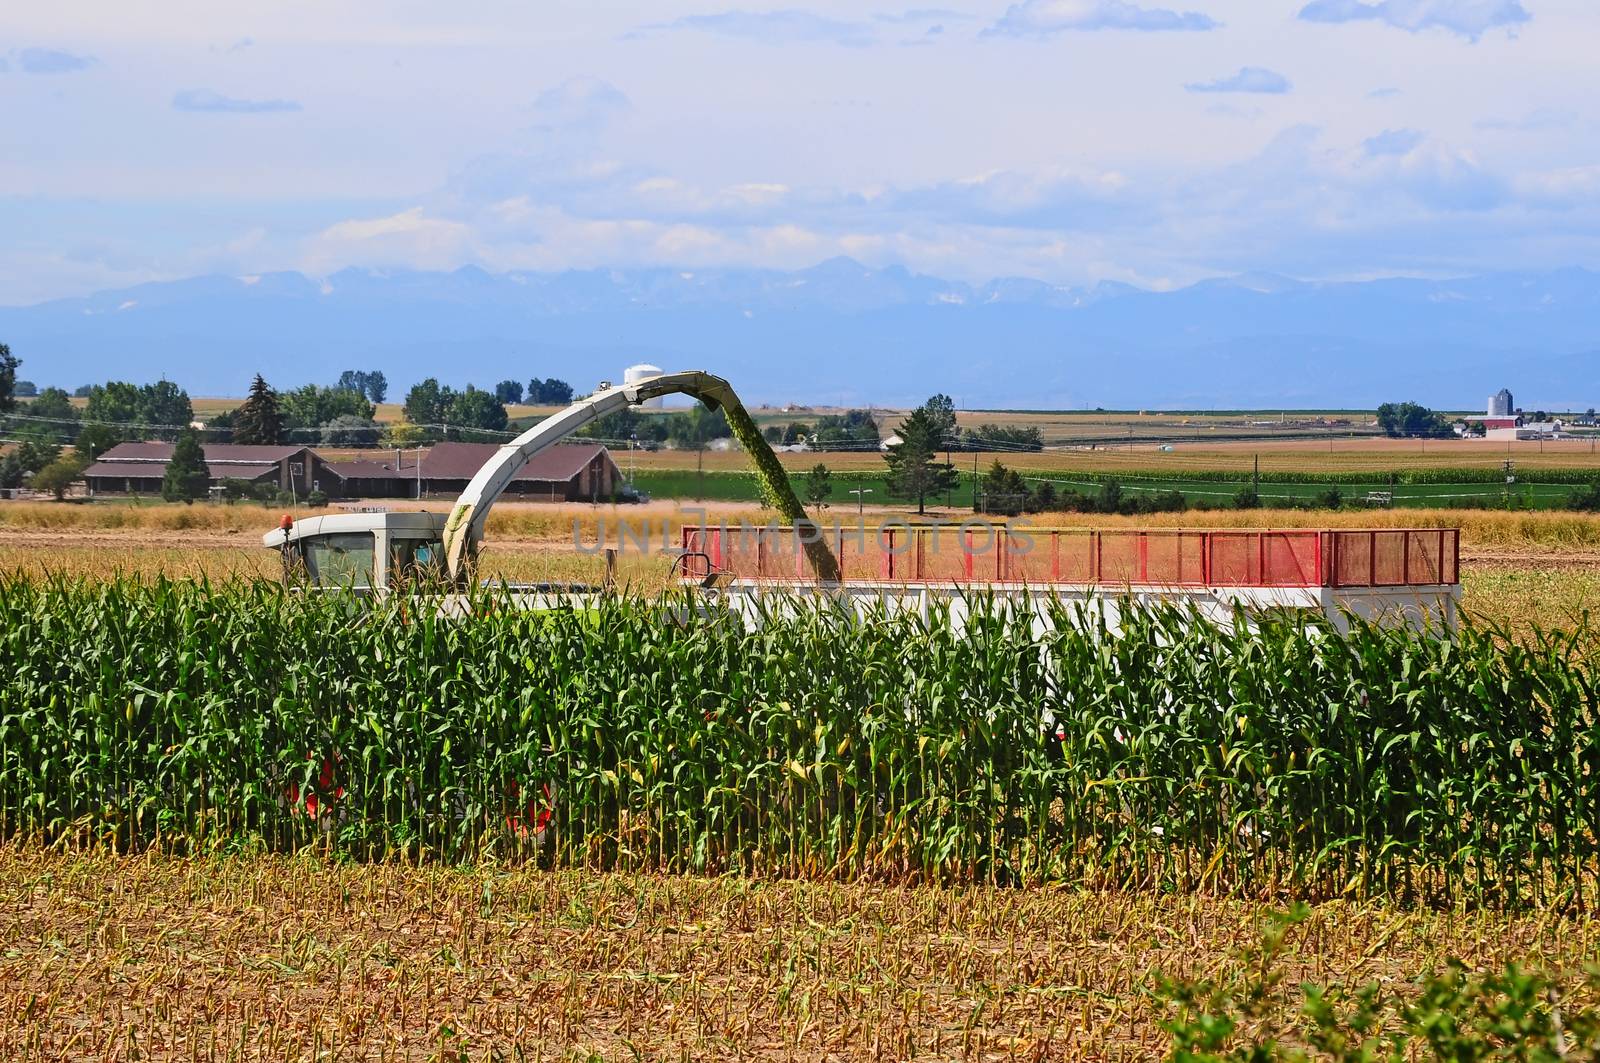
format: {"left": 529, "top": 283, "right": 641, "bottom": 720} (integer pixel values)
{"left": 624, "top": 363, "right": 666, "bottom": 409}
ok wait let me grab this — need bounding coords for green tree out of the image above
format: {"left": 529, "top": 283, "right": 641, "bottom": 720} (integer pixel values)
{"left": 336, "top": 369, "right": 388, "bottom": 403}
{"left": 666, "top": 405, "right": 729, "bottom": 447}
{"left": 0, "top": 438, "right": 59, "bottom": 489}
{"left": 922, "top": 393, "right": 957, "bottom": 446}
{"left": 32, "top": 452, "right": 89, "bottom": 501}
{"left": 447, "top": 386, "right": 508, "bottom": 438}
{"left": 319, "top": 414, "right": 381, "bottom": 445}
{"left": 528, "top": 378, "right": 573, "bottom": 405}
{"left": 1376, "top": 401, "right": 1452, "bottom": 439}
{"left": 0, "top": 344, "right": 17, "bottom": 413}
{"left": 380, "top": 420, "right": 426, "bottom": 448}
{"left": 962, "top": 424, "right": 1043, "bottom": 451}
{"left": 811, "top": 410, "right": 880, "bottom": 449}
{"left": 75, "top": 423, "right": 118, "bottom": 460}
{"left": 802, "top": 464, "right": 832, "bottom": 512}
{"left": 494, "top": 379, "right": 524, "bottom": 404}
{"left": 140, "top": 379, "right": 192, "bottom": 431}
{"left": 980, "top": 460, "right": 1030, "bottom": 516}
{"left": 80, "top": 380, "right": 194, "bottom": 439}
{"left": 577, "top": 405, "right": 665, "bottom": 444}
{"left": 27, "top": 387, "right": 77, "bottom": 423}
{"left": 884, "top": 406, "right": 958, "bottom": 515}
{"left": 83, "top": 381, "right": 142, "bottom": 425}
{"left": 403, "top": 378, "right": 453, "bottom": 431}
{"left": 1096, "top": 480, "right": 1124, "bottom": 513}
{"left": 232, "top": 375, "right": 284, "bottom": 445}
{"left": 161, "top": 429, "right": 209, "bottom": 503}
{"left": 281, "top": 384, "right": 373, "bottom": 434}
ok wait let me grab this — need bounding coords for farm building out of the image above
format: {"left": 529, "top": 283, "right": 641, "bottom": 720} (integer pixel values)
{"left": 78, "top": 440, "right": 620, "bottom": 501}
{"left": 83, "top": 442, "right": 325, "bottom": 497}
{"left": 405, "top": 441, "right": 621, "bottom": 501}
{"left": 314, "top": 459, "right": 414, "bottom": 499}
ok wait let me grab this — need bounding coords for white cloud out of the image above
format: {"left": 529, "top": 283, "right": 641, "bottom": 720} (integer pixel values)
{"left": 1517, "top": 167, "right": 1600, "bottom": 210}
{"left": 302, "top": 208, "right": 476, "bottom": 273}
{"left": 172, "top": 89, "right": 301, "bottom": 113}
{"left": 874, "top": 9, "right": 972, "bottom": 24}
{"left": 1185, "top": 67, "right": 1292, "bottom": 94}
{"left": 1363, "top": 128, "right": 1424, "bottom": 155}
{"left": 632, "top": 10, "right": 880, "bottom": 46}
{"left": 532, "top": 77, "right": 631, "bottom": 129}
{"left": 16, "top": 48, "right": 96, "bottom": 74}
{"left": 1297, "top": 0, "right": 1529, "bottom": 40}
{"left": 984, "top": 0, "right": 1219, "bottom": 36}
{"left": 1475, "top": 108, "right": 1574, "bottom": 132}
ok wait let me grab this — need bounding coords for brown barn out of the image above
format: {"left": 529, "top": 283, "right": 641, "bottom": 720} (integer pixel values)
{"left": 316, "top": 458, "right": 415, "bottom": 499}
{"left": 408, "top": 441, "right": 620, "bottom": 501}
{"left": 80, "top": 440, "right": 619, "bottom": 502}
{"left": 83, "top": 442, "right": 325, "bottom": 497}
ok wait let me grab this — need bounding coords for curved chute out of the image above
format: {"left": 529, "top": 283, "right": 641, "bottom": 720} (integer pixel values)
{"left": 441, "top": 369, "right": 837, "bottom": 584}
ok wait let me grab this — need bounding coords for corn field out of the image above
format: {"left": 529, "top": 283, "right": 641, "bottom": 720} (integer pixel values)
{"left": 1, "top": 576, "right": 1595, "bottom": 907}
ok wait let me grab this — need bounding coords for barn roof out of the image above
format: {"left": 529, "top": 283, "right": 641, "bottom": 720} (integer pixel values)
{"left": 322, "top": 460, "right": 406, "bottom": 481}
{"left": 89, "top": 441, "right": 309, "bottom": 465}
{"left": 415, "top": 441, "right": 612, "bottom": 483}
{"left": 83, "top": 441, "right": 314, "bottom": 481}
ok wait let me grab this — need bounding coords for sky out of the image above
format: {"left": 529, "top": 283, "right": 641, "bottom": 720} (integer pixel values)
{"left": 1, "top": 0, "right": 1596, "bottom": 305}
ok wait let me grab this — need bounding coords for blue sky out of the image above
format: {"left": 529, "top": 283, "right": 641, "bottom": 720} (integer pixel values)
{"left": 0, "top": 0, "right": 1595, "bottom": 304}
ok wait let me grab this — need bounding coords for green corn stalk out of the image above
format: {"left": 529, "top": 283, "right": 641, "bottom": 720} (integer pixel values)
{"left": 0, "top": 574, "right": 1595, "bottom": 906}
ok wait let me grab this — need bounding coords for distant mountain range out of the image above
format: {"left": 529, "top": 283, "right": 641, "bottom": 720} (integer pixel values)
{"left": 5, "top": 258, "right": 1598, "bottom": 409}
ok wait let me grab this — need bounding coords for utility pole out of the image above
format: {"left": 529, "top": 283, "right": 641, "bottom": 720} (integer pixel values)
{"left": 946, "top": 437, "right": 953, "bottom": 510}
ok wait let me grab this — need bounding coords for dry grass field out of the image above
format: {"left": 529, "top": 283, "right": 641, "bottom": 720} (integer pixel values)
{"left": 0, "top": 501, "right": 1596, "bottom": 639}
{"left": 3, "top": 846, "right": 1598, "bottom": 1061}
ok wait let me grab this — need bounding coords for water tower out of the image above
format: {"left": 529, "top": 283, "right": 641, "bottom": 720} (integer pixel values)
{"left": 624, "top": 363, "right": 666, "bottom": 409}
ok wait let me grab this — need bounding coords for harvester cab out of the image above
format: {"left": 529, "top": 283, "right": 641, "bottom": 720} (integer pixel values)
{"left": 264, "top": 511, "right": 448, "bottom": 592}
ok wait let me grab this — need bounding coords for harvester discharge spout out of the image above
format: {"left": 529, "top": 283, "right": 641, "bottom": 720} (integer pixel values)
{"left": 440, "top": 370, "right": 840, "bottom": 585}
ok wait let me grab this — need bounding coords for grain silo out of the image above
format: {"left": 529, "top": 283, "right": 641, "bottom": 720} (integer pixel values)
{"left": 624, "top": 363, "right": 666, "bottom": 409}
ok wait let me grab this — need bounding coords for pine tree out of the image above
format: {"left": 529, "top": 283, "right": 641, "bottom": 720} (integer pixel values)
{"left": 884, "top": 405, "right": 959, "bottom": 515}
{"left": 0, "top": 343, "right": 18, "bottom": 413}
{"left": 232, "top": 374, "right": 283, "bottom": 445}
{"left": 162, "top": 429, "right": 209, "bottom": 503}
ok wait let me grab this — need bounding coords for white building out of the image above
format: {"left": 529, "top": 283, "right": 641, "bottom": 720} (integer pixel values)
{"left": 1488, "top": 388, "right": 1514, "bottom": 416}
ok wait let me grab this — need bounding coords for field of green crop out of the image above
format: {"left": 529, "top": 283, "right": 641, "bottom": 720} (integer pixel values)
{"left": 633, "top": 468, "right": 1589, "bottom": 510}
{"left": 3, "top": 579, "right": 1595, "bottom": 908}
